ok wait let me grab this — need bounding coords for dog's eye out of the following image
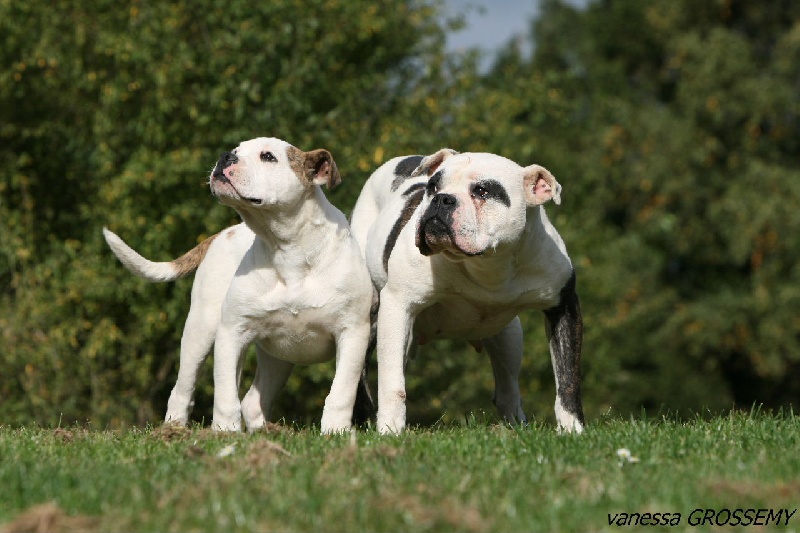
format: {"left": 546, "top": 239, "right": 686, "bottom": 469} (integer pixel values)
{"left": 472, "top": 185, "right": 489, "bottom": 200}
{"left": 426, "top": 171, "right": 443, "bottom": 195}
{"left": 260, "top": 151, "right": 277, "bottom": 163}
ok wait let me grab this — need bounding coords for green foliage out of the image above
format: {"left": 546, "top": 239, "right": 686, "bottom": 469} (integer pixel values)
{"left": 1, "top": 411, "right": 799, "bottom": 531}
{"left": 520, "top": 0, "right": 800, "bottom": 413}
{"left": 1, "top": 0, "right": 798, "bottom": 428}
{"left": 0, "top": 0, "right": 449, "bottom": 426}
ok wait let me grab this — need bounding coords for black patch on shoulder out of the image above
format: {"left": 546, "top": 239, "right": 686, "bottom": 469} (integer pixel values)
{"left": 383, "top": 188, "right": 425, "bottom": 272}
{"left": 402, "top": 182, "right": 425, "bottom": 196}
{"left": 395, "top": 155, "right": 424, "bottom": 177}
{"left": 474, "top": 179, "right": 511, "bottom": 207}
{"left": 390, "top": 155, "right": 424, "bottom": 191}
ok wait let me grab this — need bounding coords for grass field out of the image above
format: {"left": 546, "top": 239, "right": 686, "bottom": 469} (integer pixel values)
{"left": 1, "top": 410, "right": 798, "bottom": 532}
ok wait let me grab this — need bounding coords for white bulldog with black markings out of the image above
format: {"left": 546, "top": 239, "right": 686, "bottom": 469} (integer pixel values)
{"left": 104, "top": 137, "right": 373, "bottom": 433}
{"left": 350, "top": 149, "right": 584, "bottom": 434}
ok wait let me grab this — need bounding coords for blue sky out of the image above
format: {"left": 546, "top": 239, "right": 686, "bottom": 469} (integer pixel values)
{"left": 444, "top": 0, "right": 589, "bottom": 57}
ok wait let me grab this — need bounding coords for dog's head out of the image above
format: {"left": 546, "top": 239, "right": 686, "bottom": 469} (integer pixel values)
{"left": 209, "top": 137, "right": 340, "bottom": 210}
{"left": 413, "top": 149, "right": 561, "bottom": 258}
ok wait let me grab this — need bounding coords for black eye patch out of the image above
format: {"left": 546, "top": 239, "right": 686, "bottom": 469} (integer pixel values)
{"left": 472, "top": 179, "right": 510, "bottom": 207}
{"left": 426, "top": 170, "right": 443, "bottom": 196}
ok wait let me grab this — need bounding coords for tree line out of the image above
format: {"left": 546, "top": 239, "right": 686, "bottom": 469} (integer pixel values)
{"left": 2, "top": 0, "right": 797, "bottom": 427}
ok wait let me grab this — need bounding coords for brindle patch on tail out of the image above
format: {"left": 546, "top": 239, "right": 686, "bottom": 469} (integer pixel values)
{"left": 171, "top": 232, "right": 219, "bottom": 277}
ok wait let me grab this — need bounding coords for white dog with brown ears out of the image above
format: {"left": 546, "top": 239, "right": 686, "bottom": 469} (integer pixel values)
{"left": 350, "top": 149, "right": 585, "bottom": 434}
{"left": 104, "top": 137, "right": 373, "bottom": 433}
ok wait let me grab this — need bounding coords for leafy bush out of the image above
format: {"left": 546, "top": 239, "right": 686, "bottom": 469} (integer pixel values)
{"left": 2, "top": 0, "right": 797, "bottom": 428}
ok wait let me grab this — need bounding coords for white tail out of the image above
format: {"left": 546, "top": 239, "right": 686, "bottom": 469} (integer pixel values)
{"left": 102, "top": 227, "right": 214, "bottom": 282}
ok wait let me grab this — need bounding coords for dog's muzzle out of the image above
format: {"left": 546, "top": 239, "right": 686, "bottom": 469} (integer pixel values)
{"left": 212, "top": 151, "right": 239, "bottom": 180}
{"left": 416, "top": 193, "right": 457, "bottom": 256}
{"left": 209, "top": 152, "right": 262, "bottom": 205}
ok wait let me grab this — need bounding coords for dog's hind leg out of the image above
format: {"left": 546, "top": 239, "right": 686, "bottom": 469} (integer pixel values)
{"left": 164, "top": 306, "right": 217, "bottom": 426}
{"left": 482, "top": 316, "right": 527, "bottom": 425}
{"left": 543, "top": 271, "right": 585, "bottom": 433}
{"left": 352, "top": 367, "right": 376, "bottom": 427}
{"left": 241, "top": 346, "right": 295, "bottom": 432}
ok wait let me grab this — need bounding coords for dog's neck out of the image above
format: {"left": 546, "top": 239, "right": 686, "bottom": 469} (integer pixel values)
{"left": 237, "top": 187, "right": 344, "bottom": 278}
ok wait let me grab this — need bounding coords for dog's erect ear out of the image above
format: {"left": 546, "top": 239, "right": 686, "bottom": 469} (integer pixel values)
{"left": 410, "top": 148, "right": 459, "bottom": 178}
{"left": 523, "top": 165, "right": 561, "bottom": 206}
{"left": 305, "top": 149, "right": 342, "bottom": 190}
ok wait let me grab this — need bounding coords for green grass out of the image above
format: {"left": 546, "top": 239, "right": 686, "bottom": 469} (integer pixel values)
{"left": 1, "top": 411, "right": 798, "bottom": 532}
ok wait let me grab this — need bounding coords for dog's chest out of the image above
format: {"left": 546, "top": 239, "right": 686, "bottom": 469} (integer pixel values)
{"left": 246, "top": 281, "right": 340, "bottom": 364}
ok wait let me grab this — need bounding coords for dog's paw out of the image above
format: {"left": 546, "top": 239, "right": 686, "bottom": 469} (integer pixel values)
{"left": 242, "top": 398, "right": 267, "bottom": 432}
{"left": 320, "top": 424, "right": 352, "bottom": 436}
{"left": 376, "top": 412, "right": 406, "bottom": 435}
{"left": 211, "top": 414, "right": 242, "bottom": 432}
{"left": 376, "top": 391, "right": 407, "bottom": 434}
{"left": 212, "top": 423, "right": 242, "bottom": 432}
{"left": 494, "top": 395, "right": 527, "bottom": 426}
{"left": 556, "top": 419, "right": 584, "bottom": 434}
{"left": 165, "top": 395, "right": 192, "bottom": 426}
{"left": 554, "top": 400, "right": 584, "bottom": 434}
{"left": 320, "top": 409, "right": 352, "bottom": 435}
{"left": 163, "top": 413, "right": 189, "bottom": 427}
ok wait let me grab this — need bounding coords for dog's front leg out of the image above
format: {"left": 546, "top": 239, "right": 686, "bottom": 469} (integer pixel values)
{"left": 320, "top": 324, "right": 371, "bottom": 434}
{"left": 482, "top": 316, "right": 527, "bottom": 425}
{"left": 543, "top": 272, "right": 585, "bottom": 433}
{"left": 375, "top": 287, "right": 416, "bottom": 434}
{"left": 212, "top": 325, "right": 251, "bottom": 431}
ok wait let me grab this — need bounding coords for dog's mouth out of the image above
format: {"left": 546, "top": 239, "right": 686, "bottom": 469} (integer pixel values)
{"left": 416, "top": 217, "right": 483, "bottom": 258}
{"left": 210, "top": 174, "right": 263, "bottom": 205}
{"left": 418, "top": 218, "right": 452, "bottom": 255}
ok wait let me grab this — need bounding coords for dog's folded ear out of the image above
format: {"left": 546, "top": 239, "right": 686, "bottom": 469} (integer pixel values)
{"left": 304, "top": 149, "right": 342, "bottom": 190}
{"left": 523, "top": 165, "right": 562, "bottom": 206}
{"left": 411, "top": 148, "right": 459, "bottom": 178}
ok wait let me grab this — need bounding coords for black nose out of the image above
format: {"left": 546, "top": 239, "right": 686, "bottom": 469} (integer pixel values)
{"left": 431, "top": 193, "right": 457, "bottom": 209}
{"left": 213, "top": 151, "right": 238, "bottom": 177}
{"left": 221, "top": 151, "right": 238, "bottom": 166}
